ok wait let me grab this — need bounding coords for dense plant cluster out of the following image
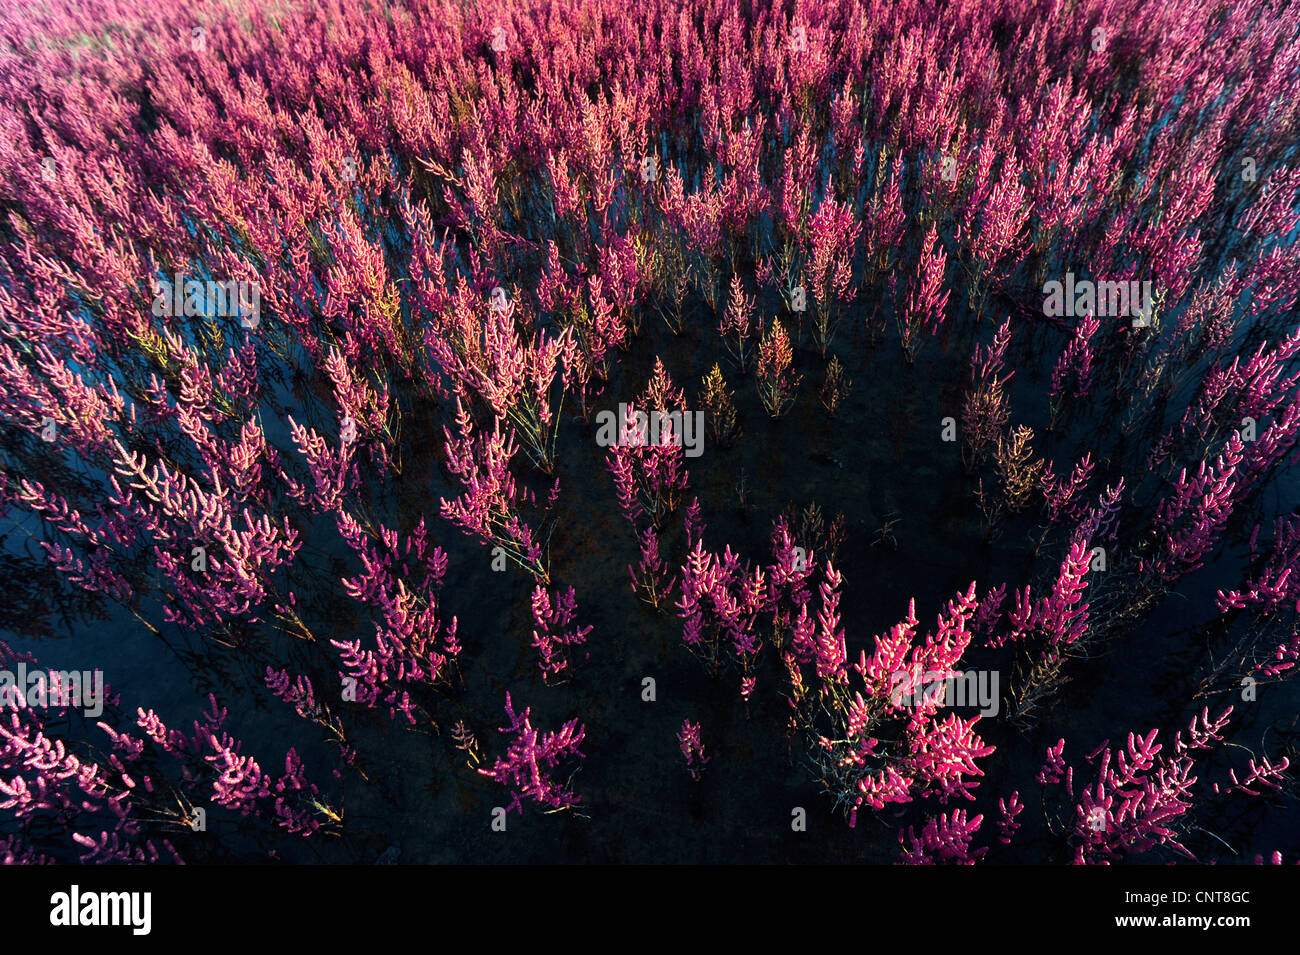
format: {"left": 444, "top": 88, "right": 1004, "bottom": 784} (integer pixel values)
{"left": 1, "top": 0, "right": 1299, "bottom": 863}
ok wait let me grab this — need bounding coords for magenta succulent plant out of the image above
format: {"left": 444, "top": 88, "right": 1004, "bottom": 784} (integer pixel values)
{"left": 0, "top": 0, "right": 1298, "bottom": 869}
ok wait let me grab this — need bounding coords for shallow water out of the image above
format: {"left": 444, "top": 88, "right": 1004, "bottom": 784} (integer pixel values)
{"left": 5, "top": 282, "right": 1299, "bottom": 864}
